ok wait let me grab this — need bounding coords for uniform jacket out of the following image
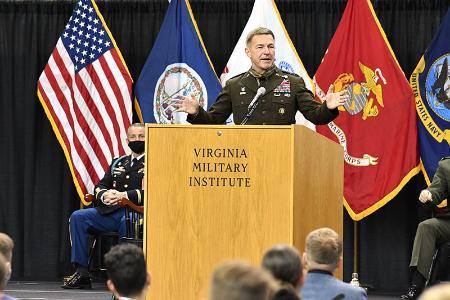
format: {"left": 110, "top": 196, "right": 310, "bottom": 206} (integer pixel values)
{"left": 301, "top": 271, "right": 367, "bottom": 300}
{"left": 188, "top": 66, "right": 338, "bottom": 125}
{"left": 94, "top": 155, "right": 145, "bottom": 215}
{"left": 429, "top": 157, "right": 450, "bottom": 218}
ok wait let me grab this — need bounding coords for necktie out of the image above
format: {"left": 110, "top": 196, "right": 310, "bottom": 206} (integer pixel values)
{"left": 132, "top": 158, "right": 139, "bottom": 167}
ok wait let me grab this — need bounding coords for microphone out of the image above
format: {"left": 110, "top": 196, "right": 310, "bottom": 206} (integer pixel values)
{"left": 247, "top": 87, "right": 266, "bottom": 111}
{"left": 240, "top": 87, "right": 266, "bottom": 125}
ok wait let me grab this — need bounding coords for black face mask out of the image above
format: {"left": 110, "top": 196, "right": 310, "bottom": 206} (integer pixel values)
{"left": 128, "top": 141, "right": 145, "bottom": 154}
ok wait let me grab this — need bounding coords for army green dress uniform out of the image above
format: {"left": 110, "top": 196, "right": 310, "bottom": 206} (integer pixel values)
{"left": 188, "top": 66, "right": 338, "bottom": 125}
{"left": 410, "top": 157, "right": 450, "bottom": 279}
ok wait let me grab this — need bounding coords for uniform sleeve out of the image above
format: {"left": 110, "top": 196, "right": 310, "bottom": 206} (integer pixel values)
{"left": 125, "top": 189, "right": 144, "bottom": 206}
{"left": 187, "top": 83, "right": 232, "bottom": 124}
{"left": 94, "top": 159, "right": 116, "bottom": 205}
{"left": 295, "top": 77, "right": 338, "bottom": 125}
{"left": 429, "top": 160, "right": 449, "bottom": 205}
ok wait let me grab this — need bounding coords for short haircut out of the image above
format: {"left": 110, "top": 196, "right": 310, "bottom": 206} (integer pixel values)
{"left": 262, "top": 244, "right": 302, "bottom": 287}
{"left": 419, "top": 282, "right": 450, "bottom": 300}
{"left": 305, "top": 227, "right": 342, "bottom": 265}
{"left": 246, "top": 27, "right": 275, "bottom": 47}
{"left": 0, "top": 254, "right": 7, "bottom": 290}
{"left": 104, "top": 244, "right": 147, "bottom": 297}
{"left": 130, "top": 123, "right": 145, "bottom": 129}
{"left": 0, "top": 233, "right": 14, "bottom": 262}
{"left": 209, "top": 261, "right": 277, "bottom": 300}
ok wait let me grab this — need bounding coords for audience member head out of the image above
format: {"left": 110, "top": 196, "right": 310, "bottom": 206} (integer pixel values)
{"left": 0, "top": 254, "right": 8, "bottom": 292}
{"left": 0, "top": 233, "right": 14, "bottom": 263}
{"left": 262, "top": 244, "right": 303, "bottom": 288}
{"left": 419, "top": 283, "right": 450, "bottom": 300}
{"left": 262, "top": 244, "right": 302, "bottom": 300}
{"left": 209, "top": 260, "right": 278, "bottom": 300}
{"left": 0, "top": 233, "right": 14, "bottom": 283}
{"left": 104, "top": 243, "right": 150, "bottom": 300}
{"left": 304, "top": 227, "right": 342, "bottom": 273}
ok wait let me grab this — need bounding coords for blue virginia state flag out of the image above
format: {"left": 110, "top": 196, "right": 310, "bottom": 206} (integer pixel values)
{"left": 135, "top": 0, "right": 221, "bottom": 124}
{"left": 410, "top": 7, "right": 450, "bottom": 183}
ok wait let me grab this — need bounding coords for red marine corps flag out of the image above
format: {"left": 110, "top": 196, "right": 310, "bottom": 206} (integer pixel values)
{"left": 314, "top": 0, "right": 420, "bottom": 220}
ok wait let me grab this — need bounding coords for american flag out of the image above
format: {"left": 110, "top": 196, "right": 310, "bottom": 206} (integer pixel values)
{"left": 37, "top": 0, "right": 133, "bottom": 205}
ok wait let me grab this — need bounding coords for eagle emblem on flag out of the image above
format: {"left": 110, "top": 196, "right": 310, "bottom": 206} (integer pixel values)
{"left": 427, "top": 55, "right": 450, "bottom": 122}
{"left": 332, "top": 62, "right": 387, "bottom": 120}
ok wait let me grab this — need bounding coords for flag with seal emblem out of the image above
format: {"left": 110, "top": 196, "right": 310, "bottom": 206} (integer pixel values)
{"left": 219, "top": 0, "right": 314, "bottom": 128}
{"left": 410, "top": 7, "right": 450, "bottom": 184}
{"left": 37, "top": 0, "right": 133, "bottom": 205}
{"left": 314, "top": 0, "right": 420, "bottom": 220}
{"left": 135, "top": 0, "right": 221, "bottom": 124}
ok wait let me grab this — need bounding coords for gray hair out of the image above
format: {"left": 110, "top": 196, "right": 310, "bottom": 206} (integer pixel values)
{"left": 246, "top": 27, "right": 275, "bottom": 47}
{"left": 129, "top": 123, "right": 144, "bottom": 129}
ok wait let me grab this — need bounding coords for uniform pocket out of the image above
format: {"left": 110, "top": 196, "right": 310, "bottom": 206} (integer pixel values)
{"left": 272, "top": 98, "right": 294, "bottom": 120}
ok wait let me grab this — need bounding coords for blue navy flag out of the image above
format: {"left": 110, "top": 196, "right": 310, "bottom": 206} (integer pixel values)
{"left": 135, "top": 0, "right": 221, "bottom": 124}
{"left": 410, "top": 7, "right": 450, "bottom": 183}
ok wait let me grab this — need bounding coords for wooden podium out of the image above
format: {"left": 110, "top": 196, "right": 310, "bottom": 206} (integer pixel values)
{"left": 143, "top": 125, "right": 343, "bottom": 300}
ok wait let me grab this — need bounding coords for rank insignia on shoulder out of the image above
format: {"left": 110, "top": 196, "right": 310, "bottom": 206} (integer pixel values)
{"left": 276, "top": 73, "right": 290, "bottom": 79}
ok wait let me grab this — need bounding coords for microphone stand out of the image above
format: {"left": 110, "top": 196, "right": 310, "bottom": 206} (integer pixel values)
{"left": 240, "top": 100, "right": 260, "bottom": 125}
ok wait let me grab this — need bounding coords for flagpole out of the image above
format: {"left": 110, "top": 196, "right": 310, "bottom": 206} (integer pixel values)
{"left": 353, "top": 220, "right": 359, "bottom": 274}
{"left": 353, "top": 220, "right": 375, "bottom": 292}
{"left": 350, "top": 220, "right": 365, "bottom": 289}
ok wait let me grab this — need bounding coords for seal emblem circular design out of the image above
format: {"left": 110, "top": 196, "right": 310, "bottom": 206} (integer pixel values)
{"left": 425, "top": 54, "right": 450, "bottom": 121}
{"left": 154, "top": 63, "right": 208, "bottom": 124}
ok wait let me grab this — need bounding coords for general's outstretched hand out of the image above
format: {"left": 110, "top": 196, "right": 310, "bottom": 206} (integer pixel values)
{"left": 325, "top": 85, "right": 350, "bottom": 110}
{"left": 172, "top": 93, "right": 200, "bottom": 115}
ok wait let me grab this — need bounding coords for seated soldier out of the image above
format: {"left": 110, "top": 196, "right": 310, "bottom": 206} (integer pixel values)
{"left": 62, "top": 123, "right": 145, "bottom": 289}
{"left": 400, "top": 157, "right": 450, "bottom": 299}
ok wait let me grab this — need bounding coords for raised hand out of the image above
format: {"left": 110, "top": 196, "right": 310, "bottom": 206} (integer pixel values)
{"left": 171, "top": 93, "right": 200, "bottom": 115}
{"left": 325, "top": 84, "right": 350, "bottom": 110}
